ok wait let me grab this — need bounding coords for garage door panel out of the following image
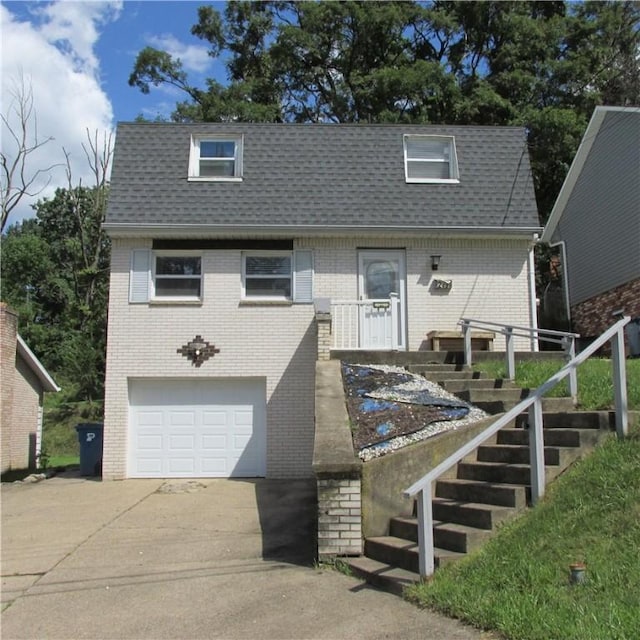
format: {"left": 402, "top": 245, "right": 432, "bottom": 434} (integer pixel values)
{"left": 129, "top": 379, "right": 266, "bottom": 478}
{"left": 137, "top": 411, "right": 164, "bottom": 427}
{"left": 136, "top": 458, "right": 163, "bottom": 474}
{"left": 202, "top": 434, "right": 227, "bottom": 449}
{"left": 202, "top": 410, "right": 227, "bottom": 426}
{"left": 137, "top": 434, "right": 163, "bottom": 450}
{"left": 169, "top": 434, "right": 195, "bottom": 449}
{"left": 168, "top": 458, "right": 195, "bottom": 474}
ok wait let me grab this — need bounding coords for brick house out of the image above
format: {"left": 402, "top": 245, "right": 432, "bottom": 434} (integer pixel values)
{"left": 102, "top": 123, "right": 541, "bottom": 480}
{"left": 541, "top": 106, "right": 640, "bottom": 347}
{"left": 1, "top": 303, "right": 60, "bottom": 474}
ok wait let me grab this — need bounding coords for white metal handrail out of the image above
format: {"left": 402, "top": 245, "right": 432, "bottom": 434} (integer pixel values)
{"left": 459, "top": 318, "right": 581, "bottom": 401}
{"left": 405, "top": 316, "right": 630, "bottom": 578}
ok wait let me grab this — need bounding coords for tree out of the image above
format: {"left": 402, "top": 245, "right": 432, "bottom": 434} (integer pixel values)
{"left": 1, "top": 130, "right": 113, "bottom": 408}
{"left": 1, "top": 75, "right": 62, "bottom": 231}
{"left": 129, "top": 0, "right": 640, "bottom": 223}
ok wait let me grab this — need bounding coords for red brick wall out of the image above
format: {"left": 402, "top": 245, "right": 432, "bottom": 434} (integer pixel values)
{"left": 571, "top": 278, "right": 640, "bottom": 351}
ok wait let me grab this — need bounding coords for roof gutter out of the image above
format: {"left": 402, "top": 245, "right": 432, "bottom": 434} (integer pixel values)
{"left": 103, "top": 223, "right": 543, "bottom": 240}
{"left": 16, "top": 335, "right": 61, "bottom": 393}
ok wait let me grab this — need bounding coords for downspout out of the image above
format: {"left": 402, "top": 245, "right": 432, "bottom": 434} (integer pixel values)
{"left": 528, "top": 234, "right": 540, "bottom": 352}
{"left": 549, "top": 240, "right": 571, "bottom": 326}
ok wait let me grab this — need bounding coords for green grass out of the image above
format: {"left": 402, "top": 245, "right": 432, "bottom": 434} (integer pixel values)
{"left": 42, "top": 387, "right": 103, "bottom": 457}
{"left": 473, "top": 357, "right": 640, "bottom": 410}
{"left": 48, "top": 455, "right": 79, "bottom": 468}
{"left": 407, "top": 430, "right": 640, "bottom": 640}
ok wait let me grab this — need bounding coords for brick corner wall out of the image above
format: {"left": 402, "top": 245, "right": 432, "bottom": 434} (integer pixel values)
{"left": 1, "top": 304, "right": 18, "bottom": 474}
{"left": 571, "top": 278, "right": 640, "bottom": 352}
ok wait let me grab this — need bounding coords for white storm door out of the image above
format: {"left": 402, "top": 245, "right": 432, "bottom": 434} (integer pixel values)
{"left": 357, "top": 250, "right": 407, "bottom": 350}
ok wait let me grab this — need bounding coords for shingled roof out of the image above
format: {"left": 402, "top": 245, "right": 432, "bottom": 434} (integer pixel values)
{"left": 104, "top": 122, "right": 540, "bottom": 236}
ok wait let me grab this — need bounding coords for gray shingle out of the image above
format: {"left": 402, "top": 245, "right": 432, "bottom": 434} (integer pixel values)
{"left": 105, "top": 122, "right": 540, "bottom": 231}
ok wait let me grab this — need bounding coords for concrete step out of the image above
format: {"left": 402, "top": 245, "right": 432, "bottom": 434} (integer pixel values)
{"left": 457, "top": 460, "right": 565, "bottom": 484}
{"left": 364, "top": 536, "right": 464, "bottom": 575}
{"left": 464, "top": 395, "right": 575, "bottom": 414}
{"left": 437, "top": 378, "right": 520, "bottom": 392}
{"left": 432, "top": 498, "right": 516, "bottom": 530}
{"left": 391, "top": 516, "right": 493, "bottom": 554}
{"left": 497, "top": 427, "right": 604, "bottom": 448}
{"left": 365, "top": 536, "right": 419, "bottom": 573}
{"left": 514, "top": 411, "right": 611, "bottom": 430}
{"left": 407, "top": 367, "right": 483, "bottom": 379}
{"left": 344, "top": 556, "right": 420, "bottom": 596}
{"left": 435, "top": 478, "right": 528, "bottom": 509}
{"left": 476, "top": 444, "right": 573, "bottom": 465}
{"left": 405, "top": 363, "right": 471, "bottom": 373}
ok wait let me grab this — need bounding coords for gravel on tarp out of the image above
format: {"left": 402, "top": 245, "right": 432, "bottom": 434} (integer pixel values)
{"left": 341, "top": 363, "right": 490, "bottom": 461}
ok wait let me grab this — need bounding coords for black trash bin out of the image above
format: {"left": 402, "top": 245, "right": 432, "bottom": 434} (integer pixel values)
{"left": 626, "top": 317, "right": 640, "bottom": 358}
{"left": 76, "top": 423, "right": 104, "bottom": 476}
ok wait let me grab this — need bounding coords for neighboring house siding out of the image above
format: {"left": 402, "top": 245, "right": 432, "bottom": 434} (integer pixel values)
{"left": 103, "top": 236, "right": 532, "bottom": 480}
{"left": 571, "top": 277, "right": 640, "bottom": 340}
{"left": 1, "top": 305, "right": 18, "bottom": 474}
{"left": 1, "top": 303, "right": 50, "bottom": 473}
{"left": 554, "top": 111, "right": 640, "bottom": 306}
{"left": 11, "top": 356, "right": 41, "bottom": 469}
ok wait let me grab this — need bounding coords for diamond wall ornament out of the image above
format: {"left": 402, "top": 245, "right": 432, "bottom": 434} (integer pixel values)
{"left": 177, "top": 335, "right": 220, "bottom": 367}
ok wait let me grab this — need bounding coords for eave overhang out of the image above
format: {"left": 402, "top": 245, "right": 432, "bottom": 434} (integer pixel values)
{"left": 103, "top": 222, "right": 542, "bottom": 241}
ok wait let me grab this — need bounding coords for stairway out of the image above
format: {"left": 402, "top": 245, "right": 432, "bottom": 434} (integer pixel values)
{"left": 345, "top": 362, "right": 610, "bottom": 595}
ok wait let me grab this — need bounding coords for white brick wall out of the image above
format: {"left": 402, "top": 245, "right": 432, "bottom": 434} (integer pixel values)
{"left": 104, "top": 236, "right": 533, "bottom": 480}
{"left": 302, "top": 236, "right": 534, "bottom": 351}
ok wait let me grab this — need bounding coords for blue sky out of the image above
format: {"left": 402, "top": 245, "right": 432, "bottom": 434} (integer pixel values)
{"left": 1, "top": 1, "right": 227, "bottom": 225}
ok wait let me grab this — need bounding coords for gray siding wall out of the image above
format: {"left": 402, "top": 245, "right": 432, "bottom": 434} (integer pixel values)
{"left": 554, "top": 111, "right": 640, "bottom": 305}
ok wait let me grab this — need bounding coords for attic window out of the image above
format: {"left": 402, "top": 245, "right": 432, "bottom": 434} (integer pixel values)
{"left": 403, "top": 135, "right": 459, "bottom": 184}
{"left": 189, "top": 136, "right": 243, "bottom": 181}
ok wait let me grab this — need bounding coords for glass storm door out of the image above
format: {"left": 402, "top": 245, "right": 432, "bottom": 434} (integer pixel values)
{"left": 357, "top": 250, "right": 407, "bottom": 350}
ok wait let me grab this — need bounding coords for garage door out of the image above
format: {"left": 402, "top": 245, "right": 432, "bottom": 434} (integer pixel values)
{"left": 128, "top": 378, "right": 266, "bottom": 478}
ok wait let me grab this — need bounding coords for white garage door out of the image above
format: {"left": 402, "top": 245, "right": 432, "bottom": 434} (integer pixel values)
{"left": 129, "top": 378, "right": 266, "bottom": 478}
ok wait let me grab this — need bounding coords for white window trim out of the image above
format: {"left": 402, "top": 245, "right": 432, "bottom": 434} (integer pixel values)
{"left": 188, "top": 135, "right": 243, "bottom": 182}
{"left": 403, "top": 134, "right": 460, "bottom": 184}
{"left": 242, "top": 251, "right": 292, "bottom": 301}
{"left": 151, "top": 250, "right": 203, "bottom": 302}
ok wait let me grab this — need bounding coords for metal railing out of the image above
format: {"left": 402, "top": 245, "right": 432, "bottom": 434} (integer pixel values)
{"left": 331, "top": 293, "right": 400, "bottom": 350}
{"left": 459, "top": 318, "right": 581, "bottom": 403}
{"left": 405, "top": 316, "right": 630, "bottom": 578}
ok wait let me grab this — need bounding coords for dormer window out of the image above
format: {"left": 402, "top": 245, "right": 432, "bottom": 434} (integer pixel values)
{"left": 189, "top": 135, "right": 243, "bottom": 180}
{"left": 403, "top": 135, "right": 459, "bottom": 184}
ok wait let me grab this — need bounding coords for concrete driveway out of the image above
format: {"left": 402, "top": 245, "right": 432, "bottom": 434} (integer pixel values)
{"left": 1, "top": 472, "right": 487, "bottom": 640}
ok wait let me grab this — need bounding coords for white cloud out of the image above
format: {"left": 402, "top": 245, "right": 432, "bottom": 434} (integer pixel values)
{"left": 147, "top": 33, "right": 211, "bottom": 74}
{"left": 1, "top": 1, "right": 121, "bottom": 228}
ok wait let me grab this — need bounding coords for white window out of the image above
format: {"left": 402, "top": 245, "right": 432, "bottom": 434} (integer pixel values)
{"left": 242, "top": 251, "right": 313, "bottom": 302}
{"left": 403, "top": 135, "right": 459, "bottom": 183}
{"left": 189, "top": 136, "right": 243, "bottom": 180}
{"left": 152, "top": 252, "right": 202, "bottom": 300}
{"left": 243, "top": 253, "right": 292, "bottom": 299}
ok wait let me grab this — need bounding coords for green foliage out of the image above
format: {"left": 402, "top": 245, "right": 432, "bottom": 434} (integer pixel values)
{"left": 473, "top": 358, "right": 640, "bottom": 409}
{"left": 1, "top": 184, "right": 110, "bottom": 405}
{"left": 129, "top": 0, "right": 640, "bottom": 224}
{"left": 408, "top": 430, "right": 640, "bottom": 639}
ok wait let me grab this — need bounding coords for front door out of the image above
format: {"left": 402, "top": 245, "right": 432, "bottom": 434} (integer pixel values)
{"left": 358, "top": 250, "right": 407, "bottom": 350}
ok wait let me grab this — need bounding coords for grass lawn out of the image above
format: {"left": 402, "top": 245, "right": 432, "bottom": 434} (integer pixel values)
{"left": 406, "top": 429, "right": 640, "bottom": 640}
{"left": 473, "top": 357, "right": 640, "bottom": 410}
